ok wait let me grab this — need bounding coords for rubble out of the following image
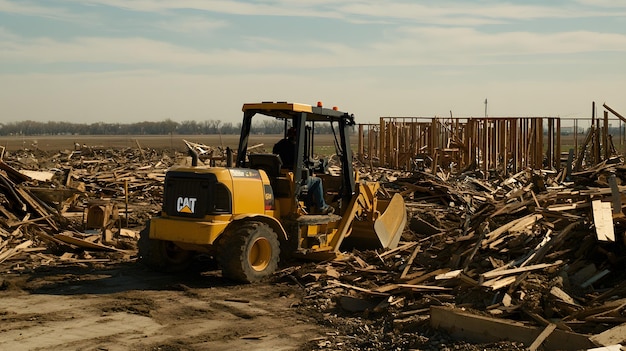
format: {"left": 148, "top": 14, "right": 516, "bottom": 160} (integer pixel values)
{"left": 279, "top": 162, "right": 626, "bottom": 350}
{"left": 0, "top": 145, "right": 174, "bottom": 273}
{"left": 0, "top": 141, "right": 625, "bottom": 350}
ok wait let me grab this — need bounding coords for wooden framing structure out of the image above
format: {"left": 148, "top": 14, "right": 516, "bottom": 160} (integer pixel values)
{"left": 356, "top": 103, "right": 624, "bottom": 177}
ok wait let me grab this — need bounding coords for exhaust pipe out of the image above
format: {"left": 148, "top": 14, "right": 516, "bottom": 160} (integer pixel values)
{"left": 188, "top": 147, "right": 199, "bottom": 167}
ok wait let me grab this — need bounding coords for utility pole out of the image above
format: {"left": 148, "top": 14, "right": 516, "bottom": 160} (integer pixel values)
{"left": 484, "top": 98, "right": 488, "bottom": 118}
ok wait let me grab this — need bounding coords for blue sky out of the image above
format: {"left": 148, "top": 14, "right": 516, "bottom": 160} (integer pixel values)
{"left": 1, "top": 0, "right": 625, "bottom": 124}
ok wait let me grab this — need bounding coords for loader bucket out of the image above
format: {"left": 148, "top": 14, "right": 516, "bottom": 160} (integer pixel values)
{"left": 340, "top": 193, "right": 407, "bottom": 251}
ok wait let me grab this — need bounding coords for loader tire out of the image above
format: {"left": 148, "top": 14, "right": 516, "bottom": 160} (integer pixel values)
{"left": 138, "top": 225, "right": 192, "bottom": 273}
{"left": 218, "top": 221, "right": 280, "bottom": 283}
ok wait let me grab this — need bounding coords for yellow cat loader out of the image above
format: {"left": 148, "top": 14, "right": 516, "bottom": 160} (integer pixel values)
{"left": 139, "top": 101, "right": 407, "bottom": 282}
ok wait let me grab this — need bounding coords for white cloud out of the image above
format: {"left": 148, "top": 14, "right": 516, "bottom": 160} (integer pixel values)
{"left": 0, "top": 0, "right": 85, "bottom": 21}
{"left": 64, "top": 0, "right": 626, "bottom": 23}
{"left": 153, "top": 16, "right": 228, "bottom": 33}
{"left": 388, "top": 27, "right": 626, "bottom": 58}
{"left": 2, "top": 25, "right": 625, "bottom": 69}
{"left": 71, "top": 0, "right": 341, "bottom": 18}
{"left": 575, "top": 0, "right": 626, "bottom": 8}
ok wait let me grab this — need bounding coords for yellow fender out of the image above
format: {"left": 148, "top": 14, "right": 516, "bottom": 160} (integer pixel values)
{"left": 231, "top": 213, "right": 288, "bottom": 242}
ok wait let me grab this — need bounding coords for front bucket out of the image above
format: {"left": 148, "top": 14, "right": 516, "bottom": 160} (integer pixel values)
{"left": 340, "top": 193, "right": 407, "bottom": 251}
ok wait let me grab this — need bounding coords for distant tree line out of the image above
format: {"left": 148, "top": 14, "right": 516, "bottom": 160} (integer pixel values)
{"left": 0, "top": 119, "right": 342, "bottom": 136}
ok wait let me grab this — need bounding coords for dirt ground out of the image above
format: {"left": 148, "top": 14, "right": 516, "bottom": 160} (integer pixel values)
{"left": 0, "top": 256, "right": 328, "bottom": 351}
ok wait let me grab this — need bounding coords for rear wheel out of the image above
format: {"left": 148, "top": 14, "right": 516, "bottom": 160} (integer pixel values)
{"left": 218, "top": 221, "right": 280, "bottom": 283}
{"left": 138, "top": 224, "right": 192, "bottom": 272}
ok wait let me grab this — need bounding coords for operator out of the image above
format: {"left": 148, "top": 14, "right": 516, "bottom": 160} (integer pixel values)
{"left": 273, "top": 127, "right": 334, "bottom": 215}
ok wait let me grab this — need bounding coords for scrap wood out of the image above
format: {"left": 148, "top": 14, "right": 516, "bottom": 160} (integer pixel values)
{"left": 480, "top": 260, "right": 563, "bottom": 280}
{"left": 399, "top": 244, "right": 421, "bottom": 279}
{"left": 0, "top": 159, "right": 31, "bottom": 183}
{"left": 550, "top": 286, "right": 581, "bottom": 307}
{"left": 14, "top": 187, "right": 58, "bottom": 231}
{"left": 481, "top": 213, "right": 542, "bottom": 249}
{"left": 590, "top": 323, "right": 626, "bottom": 347}
{"left": 521, "top": 220, "right": 580, "bottom": 266}
{"left": 55, "top": 231, "right": 122, "bottom": 252}
{"left": 592, "top": 200, "right": 616, "bottom": 242}
{"left": 430, "top": 306, "right": 595, "bottom": 351}
{"left": 395, "top": 284, "right": 451, "bottom": 292}
{"left": 7, "top": 214, "right": 54, "bottom": 228}
{"left": 327, "top": 279, "right": 389, "bottom": 296}
{"left": 0, "top": 239, "right": 32, "bottom": 263}
{"left": 0, "top": 173, "right": 27, "bottom": 211}
{"left": 565, "top": 298, "right": 626, "bottom": 323}
{"left": 480, "top": 276, "right": 517, "bottom": 290}
{"left": 403, "top": 268, "right": 450, "bottom": 284}
{"left": 377, "top": 241, "right": 418, "bottom": 258}
{"left": 528, "top": 323, "right": 557, "bottom": 351}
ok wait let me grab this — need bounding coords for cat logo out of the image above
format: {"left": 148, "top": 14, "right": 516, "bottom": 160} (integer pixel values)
{"left": 177, "top": 197, "right": 197, "bottom": 214}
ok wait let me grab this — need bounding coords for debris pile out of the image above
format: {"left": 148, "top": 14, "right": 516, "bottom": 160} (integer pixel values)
{"left": 1, "top": 141, "right": 625, "bottom": 350}
{"left": 282, "top": 159, "right": 626, "bottom": 350}
{"left": 0, "top": 146, "right": 179, "bottom": 271}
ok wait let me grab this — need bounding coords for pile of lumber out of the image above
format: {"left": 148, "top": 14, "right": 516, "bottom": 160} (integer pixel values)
{"left": 0, "top": 145, "right": 182, "bottom": 272}
{"left": 282, "top": 160, "right": 626, "bottom": 350}
{"left": 1, "top": 141, "right": 625, "bottom": 350}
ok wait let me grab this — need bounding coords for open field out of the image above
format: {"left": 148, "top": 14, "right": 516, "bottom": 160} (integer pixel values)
{"left": 0, "top": 134, "right": 344, "bottom": 159}
{"left": 0, "top": 134, "right": 340, "bottom": 152}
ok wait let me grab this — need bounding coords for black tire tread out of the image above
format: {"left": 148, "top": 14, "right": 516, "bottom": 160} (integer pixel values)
{"left": 218, "top": 221, "right": 280, "bottom": 283}
{"left": 138, "top": 224, "right": 192, "bottom": 273}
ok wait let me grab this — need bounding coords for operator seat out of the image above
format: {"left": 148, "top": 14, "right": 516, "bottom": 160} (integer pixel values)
{"left": 247, "top": 153, "right": 291, "bottom": 198}
{"left": 248, "top": 153, "right": 282, "bottom": 178}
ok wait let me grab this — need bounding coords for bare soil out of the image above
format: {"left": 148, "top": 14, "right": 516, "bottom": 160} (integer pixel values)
{"left": 0, "top": 258, "right": 326, "bottom": 351}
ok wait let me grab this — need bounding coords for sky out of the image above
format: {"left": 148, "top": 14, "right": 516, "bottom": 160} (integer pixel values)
{"left": 1, "top": 0, "right": 626, "bottom": 125}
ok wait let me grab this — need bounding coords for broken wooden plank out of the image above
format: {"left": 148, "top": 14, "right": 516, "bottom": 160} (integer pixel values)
{"left": 55, "top": 232, "right": 121, "bottom": 252}
{"left": 400, "top": 244, "right": 420, "bottom": 279}
{"left": 0, "top": 239, "right": 33, "bottom": 263}
{"left": 592, "top": 200, "right": 615, "bottom": 242}
{"left": 481, "top": 261, "right": 563, "bottom": 280}
{"left": 430, "top": 306, "right": 595, "bottom": 351}
{"left": 590, "top": 322, "right": 626, "bottom": 347}
{"left": 528, "top": 323, "right": 557, "bottom": 351}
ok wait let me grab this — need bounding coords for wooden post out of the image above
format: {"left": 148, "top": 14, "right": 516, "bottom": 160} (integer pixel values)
{"left": 556, "top": 118, "right": 561, "bottom": 171}
{"left": 357, "top": 124, "right": 364, "bottom": 163}
{"left": 547, "top": 118, "right": 554, "bottom": 169}
{"left": 378, "top": 117, "right": 387, "bottom": 166}
{"left": 124, "top": 179, "right": 129, "bottom": 228}
{"left": 603, "top": 110, "right": 609, "bottom": 160}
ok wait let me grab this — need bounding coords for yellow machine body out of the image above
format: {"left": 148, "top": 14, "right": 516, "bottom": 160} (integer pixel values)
{"left": 140, "top": 101, "right": 408, "bottom": 282}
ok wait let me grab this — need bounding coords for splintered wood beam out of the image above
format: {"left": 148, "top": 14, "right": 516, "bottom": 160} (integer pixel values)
{"left": 575, "top": 126, "right": 595, "bottom": 171}
{"left": 528, "top": 323, "right": 557, "bottom": 351}
{"left": 430, "top": 306, "right": 595, "bottom": 351}
{"left": 480, "top": 260, "right": 563, "bottom": 280}
{"left": 603, "top": 103, "right": 626, "bottom": 122}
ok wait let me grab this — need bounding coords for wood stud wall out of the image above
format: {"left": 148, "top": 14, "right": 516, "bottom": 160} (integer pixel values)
{"left": 356, "top": 104, "right": 624, "bottom": 177}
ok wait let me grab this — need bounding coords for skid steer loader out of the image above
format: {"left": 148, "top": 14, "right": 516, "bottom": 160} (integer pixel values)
{"left": 139, "top": 101, "right": 407, "bottom": 282}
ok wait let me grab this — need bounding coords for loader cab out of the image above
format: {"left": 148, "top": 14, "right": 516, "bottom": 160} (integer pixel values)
{"left": 235, "top": 102, "right": 356, "bottom": 216}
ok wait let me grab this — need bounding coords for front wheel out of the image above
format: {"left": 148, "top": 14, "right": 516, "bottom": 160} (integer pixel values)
{"left": 218, "top": 221, "right": 280, "bottom": 283}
